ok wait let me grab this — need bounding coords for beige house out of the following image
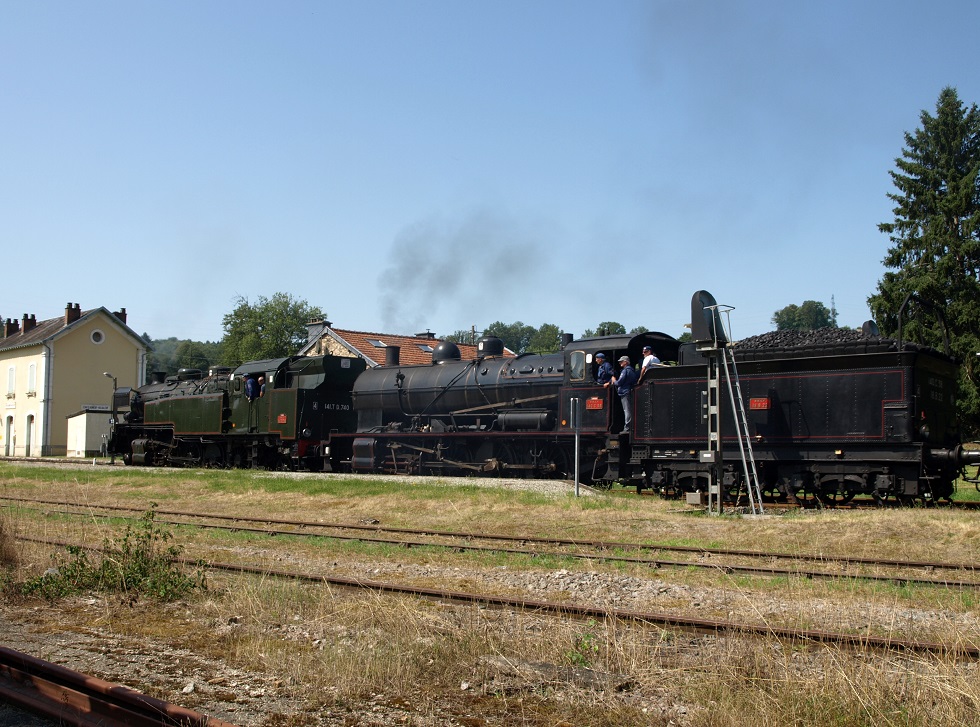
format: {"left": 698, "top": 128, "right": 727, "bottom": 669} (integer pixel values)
{"left": 1, "top": 303, "right": 146, "bottom": 457}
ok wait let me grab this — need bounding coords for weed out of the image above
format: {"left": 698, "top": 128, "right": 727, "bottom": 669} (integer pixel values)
{"left": 20, "top": 506, "right": 206, "bottom": 602}
{"left": 567, "top": 619, "right": 601, "bottom": 666}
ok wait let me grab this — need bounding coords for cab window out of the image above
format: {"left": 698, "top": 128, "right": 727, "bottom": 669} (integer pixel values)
{"left": 569, "top": 351, "right": 586, "bottom": 382}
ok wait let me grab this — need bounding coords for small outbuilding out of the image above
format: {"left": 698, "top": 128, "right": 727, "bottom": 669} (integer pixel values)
{"left": 66, "top": 407, "right": 113, "bottom": 458}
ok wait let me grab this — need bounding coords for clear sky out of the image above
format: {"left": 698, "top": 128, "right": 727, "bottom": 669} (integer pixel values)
{"left": 2, "top": 1, "right": 978, "bottom": 344}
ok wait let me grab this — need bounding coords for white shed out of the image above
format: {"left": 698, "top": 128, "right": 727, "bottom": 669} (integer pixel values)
{"left": 66, "top": 407, "right": 112, "bottom": 458}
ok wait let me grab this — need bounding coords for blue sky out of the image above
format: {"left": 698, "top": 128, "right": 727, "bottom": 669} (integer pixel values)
{"left": 2, "top": 1, "right": 978, "bottom": 344}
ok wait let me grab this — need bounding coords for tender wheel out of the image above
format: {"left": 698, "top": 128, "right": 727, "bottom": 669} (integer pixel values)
{"left": 820, "top": 490, "right": 855, "bottom": 506}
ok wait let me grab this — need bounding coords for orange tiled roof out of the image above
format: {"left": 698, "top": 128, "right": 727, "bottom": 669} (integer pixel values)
{"left": 329, "top": 328, "right": 485, "bottom": 367}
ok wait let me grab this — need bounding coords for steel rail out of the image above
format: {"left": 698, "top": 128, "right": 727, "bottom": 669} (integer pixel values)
{"left": 0, "top": 646, "right": 237, "bottom": 727}
{"left": 13, "top": 536, "right": 980, "bottom": 659}
{"left": 4, "top": 494, "right": 979, "bottom": 573}
{"left": 12, "top": 503, "right": 980, "bottom": 590}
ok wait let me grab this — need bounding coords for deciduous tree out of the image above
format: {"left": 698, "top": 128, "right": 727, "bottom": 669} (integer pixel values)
{"left": 583, "top": 321, "right": 626, "bottom": 338}
{"left": 220, "top": 293, "right": 323, "bottom": 365}
{"left": 771, "top": 301, "right": 836, "bottom": 330}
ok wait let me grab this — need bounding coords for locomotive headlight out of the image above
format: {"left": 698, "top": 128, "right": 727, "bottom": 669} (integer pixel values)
{"left": 302, "top": 428, "right": 313, "bottom": 438}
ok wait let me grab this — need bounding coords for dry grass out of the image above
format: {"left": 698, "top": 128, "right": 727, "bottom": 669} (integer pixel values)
{"left": 62, "top": 573, "right": 976, "bottom": 726}
{"left": 3, "top": 462, "right": 980, "bottom": 725}
{"left": 0, "top": 510, "right": 18, "bottom": 570}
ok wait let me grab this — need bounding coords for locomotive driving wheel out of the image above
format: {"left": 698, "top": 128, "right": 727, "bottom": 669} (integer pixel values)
{"left": 539, "top": 444, "right": 573, "bottom": 480}
{"left": 491, "top": 442, "right": 530, "bottom": 478}
{"left": 201, "top": 443, "right": 225, "bottom": 468}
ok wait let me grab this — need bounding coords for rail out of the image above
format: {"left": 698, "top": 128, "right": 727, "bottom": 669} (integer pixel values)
{"left": 0, "top": 646, "right": 237, "bottom": 727}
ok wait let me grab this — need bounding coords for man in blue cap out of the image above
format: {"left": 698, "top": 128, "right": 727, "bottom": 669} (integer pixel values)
{"left": 594, "top": 352, "right": 614, "bottom": 386}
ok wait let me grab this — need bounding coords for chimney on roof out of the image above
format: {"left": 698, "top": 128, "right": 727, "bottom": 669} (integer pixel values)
{"left": 65, "top": 302, "right": 81, "bottom": 325}
{"left": 306, "top": 317, "right": 327, "bottom": 344}
{"left": 21, "top": 314, "right": 36, "bottom": 334}
{"left": 3, "top": 318, "right": 20, "bottom": 337}
{"left": 416, "top": 330, "right": 436, "bottom": 340}
{"left": 113, "top": 307, "right": 127, "bottom": 324}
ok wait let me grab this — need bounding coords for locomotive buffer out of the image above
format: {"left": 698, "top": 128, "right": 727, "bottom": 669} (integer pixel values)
{"left": 692, "top": 291, "right": 764, "bottom": 515}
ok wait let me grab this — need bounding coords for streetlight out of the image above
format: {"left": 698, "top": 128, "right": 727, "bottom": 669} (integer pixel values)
{"left": 103, "top": 372, "right": 116, "bottom": 464}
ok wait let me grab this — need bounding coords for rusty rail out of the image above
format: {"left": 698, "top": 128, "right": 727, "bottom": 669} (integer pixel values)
{"left": 0, "top": 646, "right": 237, "bottom": 727}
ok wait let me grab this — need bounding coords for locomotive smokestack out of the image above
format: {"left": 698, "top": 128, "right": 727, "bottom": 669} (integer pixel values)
{"left": 385, "top": 345, "right": 400, "bottom": 366}
{"left": 561, "top": 333, "right": 574, "bottom": 349}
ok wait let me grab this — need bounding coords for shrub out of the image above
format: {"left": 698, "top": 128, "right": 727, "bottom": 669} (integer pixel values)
{"left": 21, "top": 507, "right": 206, "bottom": 602}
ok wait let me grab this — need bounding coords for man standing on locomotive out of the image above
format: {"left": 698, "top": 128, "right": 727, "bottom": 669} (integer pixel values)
{"left": 245, "top": 375, "right": 260, "bottom": 402}
{"left": 606, "top": 355, "right": 638, "bottom": 433}
{"left": 637, "top": 345, "right": 662, "bottom": 385}
{"left": 595, "top": 352, "right": 614, "bottom": 386}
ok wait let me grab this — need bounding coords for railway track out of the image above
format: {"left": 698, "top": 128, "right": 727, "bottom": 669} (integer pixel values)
{"left": 13, "top": 532, "right": 980, "bottom": 660}
{"left": 3, "top": 494, "right": 979, "bottom": 590}
{"left": 0, "top": 646, "right": 236, "bottom": 727}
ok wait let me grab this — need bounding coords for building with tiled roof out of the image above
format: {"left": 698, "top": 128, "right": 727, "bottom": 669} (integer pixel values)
{"left": 1, "top": 303, "right": 146, "bottom": 457}
{"left": 297, "top": 319, "right": 513, "bottom": 367}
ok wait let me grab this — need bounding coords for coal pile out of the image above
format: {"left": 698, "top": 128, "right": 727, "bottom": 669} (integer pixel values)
{"left": 734, "top": 328, "right": 879, "bottom": 350}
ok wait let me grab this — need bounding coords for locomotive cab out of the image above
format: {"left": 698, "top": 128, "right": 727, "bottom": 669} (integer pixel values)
{"left": 559, "top": 332, "right": 680, "bottom": 436}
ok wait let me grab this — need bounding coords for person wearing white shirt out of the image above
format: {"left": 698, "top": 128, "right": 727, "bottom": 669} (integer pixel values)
{"left": 637, "top": 345, "right": 661, "bottom": 384}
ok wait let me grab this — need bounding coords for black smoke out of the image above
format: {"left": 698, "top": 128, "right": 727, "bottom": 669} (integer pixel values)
{"left": 378, "top": 209, "right": 548, "bottom": 334}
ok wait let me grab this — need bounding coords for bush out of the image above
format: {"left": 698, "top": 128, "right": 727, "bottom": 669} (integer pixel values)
{"left": 21, "top": 507, "right": 206, "bottom": 602}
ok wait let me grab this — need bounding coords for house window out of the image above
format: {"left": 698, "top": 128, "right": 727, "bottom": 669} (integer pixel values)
{"left": 6, "top": 366, "right": 13, "bottom": 398}
{"left": 27, "top": 363, "right": 36, "bottom": 396}
{"left": 366, "top": 339, "right": 386, "bottom": 348}
{"left": 417, "top": 344, "right": 434, "bottom": 353}
{"left": 91, "top": 329, "right": 105, "bottom": 344}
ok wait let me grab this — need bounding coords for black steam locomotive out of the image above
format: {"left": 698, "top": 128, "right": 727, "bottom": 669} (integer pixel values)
{"left": 109, "top": 291, "right": 980, "bottom": 503}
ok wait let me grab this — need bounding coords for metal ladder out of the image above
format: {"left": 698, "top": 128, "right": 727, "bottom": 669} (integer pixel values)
{"left": 720, "top": 346, "right": 764, "bottom": 514}
{"left": 705, "top": 305, "right": 764, "bottom": 515}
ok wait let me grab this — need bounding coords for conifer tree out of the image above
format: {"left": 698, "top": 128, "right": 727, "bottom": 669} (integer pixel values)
{"left": 868, "top": 87, "right": 980, "bottom": 430}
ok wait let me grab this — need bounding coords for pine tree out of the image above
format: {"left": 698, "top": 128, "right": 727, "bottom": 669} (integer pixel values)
{"left": 868, "top": 87, "right": 980, "bottom": 430}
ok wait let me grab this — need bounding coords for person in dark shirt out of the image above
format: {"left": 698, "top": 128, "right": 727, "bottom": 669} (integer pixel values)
{"left": 594, "top": 352, "right": 614, "bottom": 386}
{"left": 245, "top": 375, "right": 259, "bottom": 402}
{"left": 606, "top": 355, "right": 638, "bottom": 433}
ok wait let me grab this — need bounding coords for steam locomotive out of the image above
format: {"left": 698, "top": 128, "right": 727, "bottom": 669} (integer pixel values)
{"left": 108, "top": 291, "right": 980, "bottom": 503}
{"left": 108, "top": 354, "right": 365, "bottom": 470}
